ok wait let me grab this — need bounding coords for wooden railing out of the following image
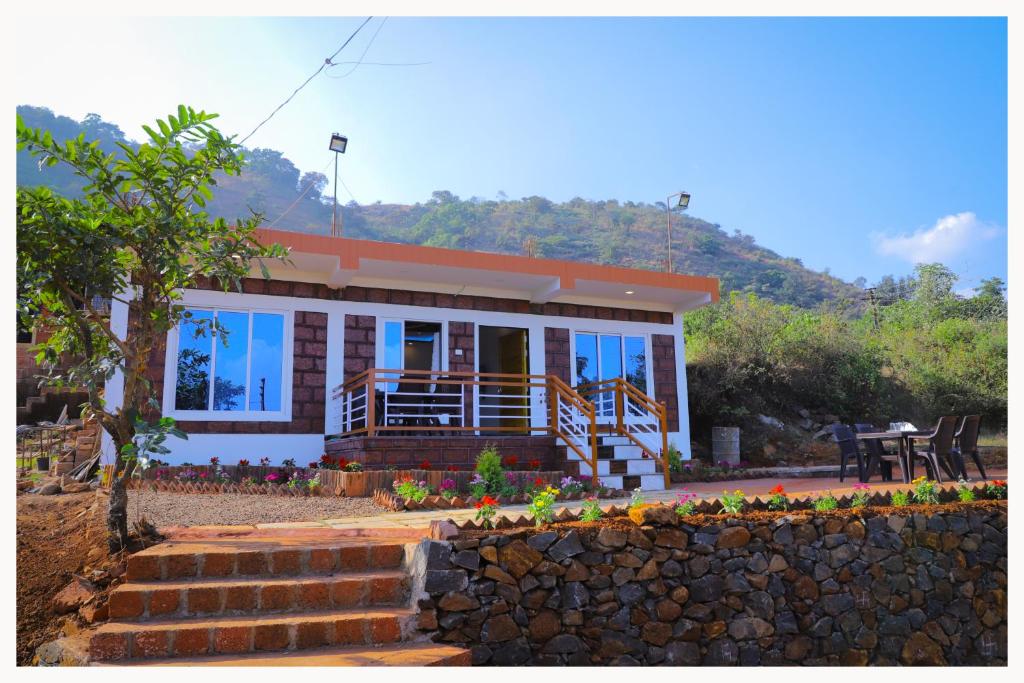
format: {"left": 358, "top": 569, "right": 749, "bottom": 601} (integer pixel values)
{"left": 578, "top": 377, "right": 671, "bottom": 489}
{"left": 329, "top": 368, "right": 600, "bottom": 482}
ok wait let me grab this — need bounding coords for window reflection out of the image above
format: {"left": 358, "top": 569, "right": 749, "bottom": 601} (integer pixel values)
{"left": 249, "top": 313, "right": 284, "bottom": 411}
{"left": 175, "top": 309, "right": 213, "bottom": 411}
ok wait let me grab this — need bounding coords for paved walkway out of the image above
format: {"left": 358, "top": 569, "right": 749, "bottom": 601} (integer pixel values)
{"left": 248, "top": 468, "right": 1006, "bottom": 533}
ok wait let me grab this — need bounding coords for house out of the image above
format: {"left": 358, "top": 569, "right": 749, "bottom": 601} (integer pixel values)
{"left": 104, "top": 229, "right": 719, "bottom": 491}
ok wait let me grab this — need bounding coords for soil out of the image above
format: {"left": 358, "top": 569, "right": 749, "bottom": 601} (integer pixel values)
{"left": 15, "top": 489, "right": 145, "bottom": 666}
{"left": 127, "top": 490, "right": 386, "bottom": 529}
{"left": 458, "top": 499, "right": 1008, "bottom": 539}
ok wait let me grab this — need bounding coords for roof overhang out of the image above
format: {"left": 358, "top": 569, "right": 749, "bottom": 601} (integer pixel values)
{"left": 251, "top": 228, "right": 720, "bottom": 314}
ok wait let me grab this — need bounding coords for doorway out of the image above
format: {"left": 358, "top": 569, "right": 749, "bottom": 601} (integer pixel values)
{"left": 477, "top": 325, "right": 530, "bottom": 433}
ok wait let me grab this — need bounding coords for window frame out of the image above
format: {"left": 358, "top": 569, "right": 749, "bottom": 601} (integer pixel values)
{"left": 163, "top": 306, "right": 294, "bottom": 422}
{"left": 570, "top": 330, "right": 653, "bottom": 396}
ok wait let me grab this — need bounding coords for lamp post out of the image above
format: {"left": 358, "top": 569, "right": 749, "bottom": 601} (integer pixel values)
{"left": 329, "top": 133, "right": 348, "bottom": 237}
{"left": 665, "top": 191, "right": 691, "bottom": 273}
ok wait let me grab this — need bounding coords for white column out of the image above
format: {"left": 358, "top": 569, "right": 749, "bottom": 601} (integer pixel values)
{"left": 671, "top": 312, "right": 693, "bottom": 461}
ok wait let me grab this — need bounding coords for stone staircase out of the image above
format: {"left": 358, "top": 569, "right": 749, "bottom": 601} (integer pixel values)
{"left": 562, "top": 435, "right": 667, "bottom": 492}
{"left": 88, "top": 530, "right": 469, "bottom": 666}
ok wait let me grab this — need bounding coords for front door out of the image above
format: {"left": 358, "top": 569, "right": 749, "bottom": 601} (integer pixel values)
{"left": 478, "top": 326, "right": 530, "bottom": 433}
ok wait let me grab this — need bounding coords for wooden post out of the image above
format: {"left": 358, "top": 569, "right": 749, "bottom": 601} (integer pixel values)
{"left": 588, "top": 406, "right": 599, "bottom": 483}
{"left": 660, "top": 400, "right": 671, "bottom": 490}
{"left": 615, "top": 382, "right": 625, "bottom": 436}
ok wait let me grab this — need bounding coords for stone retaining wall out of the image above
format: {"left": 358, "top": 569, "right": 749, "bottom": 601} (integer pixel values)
{"left": 415, "top": 504, "right": 1007, "bottom": 666}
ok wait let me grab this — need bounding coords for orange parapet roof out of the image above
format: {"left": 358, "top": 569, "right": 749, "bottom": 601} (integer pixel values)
{"left": 254, "top": 228, "right": 720, "bottom": 313}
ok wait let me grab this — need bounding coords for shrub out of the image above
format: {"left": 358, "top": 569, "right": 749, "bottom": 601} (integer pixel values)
{"left": 475, "top": 444, "right": 504, "bottom": 493}
{"left": 474, "top": 495, "right": 499, "bottom": 529}
{"left": 813, "top": 491, "right": 838, "bottom": 511}
{"left": 766, "top": 484, "right": 788, "bottom": 511}
{"left": 580, "top": 497, "right": 603, "bottom": 522}
{"left": 468, "top": 474, "right": 488, "bottom": 499}
{"left": 439, "top": 479, "right": 457, "bottom": 500}
{"left": 720, "top": 489, "right": 745, "bottom": 515}
{"left": 393, "top": 477, "right": 430, "bottom": 502}
{"left": 629, "top": 488, "right": 645, "bottom": 509}
{"left": 985, "top": 479, "right": 1007, "bottom": 499}
{"left": 891, "top": 490, "right": 909, "bottom": 507}
{"left": 560, "top": 476, "right": 586, "bottom": 496}
{"left": 911, "top": 476, "right": 938, "bottom": 505}
{"left": 851, "top": 483, "right": 871, "bottom": 508}
{"left": 527, "top": 486, "right": 560, "bottom": 526}
{"left": 675, "top": 490, "right": 697, "bottom": 517}
{"left": 666, "top": 443, "right": 683, "bottom": 473}
{"left": 956, "top": 479, "right": 975, "bottom": 503}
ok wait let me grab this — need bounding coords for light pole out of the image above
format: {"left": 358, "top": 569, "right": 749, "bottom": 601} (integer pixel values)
{"left": 665, "top": 191, "right": 691, "bottom": 273}
{"left": 329, "top": 133, "right": 348, "bottom": 237}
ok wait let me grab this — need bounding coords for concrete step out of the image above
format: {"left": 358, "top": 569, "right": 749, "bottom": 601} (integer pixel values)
{"left": 88, "top": 607, "right": 413, "bottom": 661}
{"left": 108, "top": 570, "right": 409, "bottom": 621}
{"left": 126, "top": 537, "right": 408, "bottom": 581}
{"left": 578, "top": 458, "right": 657, "bottom": 477}
{"left": 597, "top": 473, "right": 667, "bottom": 492}
{"left": 98, "top": 642, "right": 471, "bottom": 667}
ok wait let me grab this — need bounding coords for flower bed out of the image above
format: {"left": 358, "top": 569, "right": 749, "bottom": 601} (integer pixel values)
{"left": 416, "top": 496, "right": 1008, "bottom": 665}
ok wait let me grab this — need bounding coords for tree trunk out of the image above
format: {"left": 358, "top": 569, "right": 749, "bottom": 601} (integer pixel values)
{"left": 108, "top": 475, "right": 129, "bottom": 552}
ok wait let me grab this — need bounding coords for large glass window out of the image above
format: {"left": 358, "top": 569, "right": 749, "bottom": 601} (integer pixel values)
{"left": 381, "top": 320, "right": 443, "bottom": 391}
{"left": 574, "top": 332, "right": 648, "bottom": 416}
{"left": 173, "top": 308, "right": 286, "bottom": 414}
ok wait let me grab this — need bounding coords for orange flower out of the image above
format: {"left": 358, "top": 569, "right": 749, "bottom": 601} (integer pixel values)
{"left": 770, "top": 484, "right": 787, "bottom": 496}
{"left": 475, "top": 495, "right": 499, "bottom": 509}
{"left": 993, "top": 480, "right": 1006, "bottom": 487}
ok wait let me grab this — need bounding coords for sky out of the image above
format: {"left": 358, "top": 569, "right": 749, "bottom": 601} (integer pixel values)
{"left": 14, "top": 16, "right": 1008, "bottom": 288}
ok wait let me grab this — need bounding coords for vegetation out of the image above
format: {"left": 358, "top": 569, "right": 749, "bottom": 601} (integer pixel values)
{"left": 16, "top": 106, "right": 286, "bottom": 550}
{"left": 684, "top": 264, "right": 1007, "bottom": 460}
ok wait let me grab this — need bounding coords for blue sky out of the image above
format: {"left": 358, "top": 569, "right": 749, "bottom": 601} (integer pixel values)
{"left": 15, "top": 16, "right": 1007, "bottom": 288}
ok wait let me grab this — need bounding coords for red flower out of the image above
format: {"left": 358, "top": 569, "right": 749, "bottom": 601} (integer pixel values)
{"left": 474, "top": 495, "right": 499, "bottom": 509}
{"left": 447, "top": 465, "right": 458, "bottom": 472}
{"left": 534, "top": 477, "right": 544, "bottom": 487}
{"left": 993, "top": 480, "right": 1006, "bottom": 487}
{"left": 238, "top": 459, "right": 250, "bottom": 467}
{"left": 338, "top": 457, "right": 348, "bottom": 469}
{"left": 503, "top": 456, "right": 519, "bottom": 468}
{"left": 420, "top": 459, "right": 431, "bottom": 470}
{"left": 769, "top": 484, "right": 786, "bottom": 496}
{"left": 529, "top": 459, "right": 541, "bottom": 471}
{"left": 308, "top": 461, "right": 319, "bottom": 468}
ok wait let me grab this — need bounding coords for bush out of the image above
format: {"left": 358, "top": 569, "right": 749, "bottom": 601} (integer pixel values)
{"left": 475, "top": 444, "right": 504, "bottom": 494}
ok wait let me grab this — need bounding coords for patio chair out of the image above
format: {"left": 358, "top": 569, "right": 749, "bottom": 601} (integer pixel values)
{"left": 832, "top": 423, "right": 866, "bottom": 483}
{"left": 853, "top": 423, "right": 897, "bottom": 482}
{"left": 951, "top": 415, "right": 986, "bottom": 481}
{"left": 907, "top": 416, "right": 958, "bottom": 483}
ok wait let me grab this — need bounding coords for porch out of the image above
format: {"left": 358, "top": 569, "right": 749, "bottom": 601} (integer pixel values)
{"left": 326, "top": 368, "right": 672, "bottom": 490}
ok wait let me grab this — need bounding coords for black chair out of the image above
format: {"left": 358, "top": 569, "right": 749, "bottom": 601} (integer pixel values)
{"left": 951, "top": 415, "right": 986, "bottom": 481}
{"left": 426, "top": 377, "right": 465, "bottom": 435}
{"left": 907, "top": 416, "right": 958, "bottom": 483}
{"left": 854, "top": 423, "right": 896, "bottom": 482}
{"left": 832, "top": 424, "right": 866, "bottom": 483}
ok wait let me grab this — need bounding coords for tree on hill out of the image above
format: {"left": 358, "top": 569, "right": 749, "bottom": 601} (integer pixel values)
{"left": 16, "top": 106, "right": 288, "bottom": 551}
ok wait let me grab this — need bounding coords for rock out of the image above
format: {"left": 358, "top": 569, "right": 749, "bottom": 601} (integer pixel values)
{"left": 491, "top": 638, "right": 532, "bottom": 665}
{"left": 654, "top": 528, "right": 688, "bottom": 549}
{"left": 79, "top": 601, "right": 108, "bottom": 624}
{"left": 729, "top": 617, "right": 775, "bottom": 640}
{"left": 451, "top": 549, "right": 480, "bottom": 570}
{"left": 425, "top": 542, "right": 452, "bottom": 569}
{"left": 768, "top": 554, "right": 789, "bottom": 572}
{"left": 641, "top": 621, "right": 673, "bottom": 646}
{"left": 483, "top": 564, "right": 517, "bottom": 585}
{"left": 717, "top": 526, "right": 751, "bottom": 549}
{"left": 438, "top": 591, "right": 480, "bottom": 611}
{"left": 38, "top": 483, "right": 62, "bottom": 496}
{"left": 499, "top": 540, "right": 543, "bottom": 578}
{"left": 62, "top": 482, "right": 91, "bottom": 494}
{"left": 664, "top": 641, "right": 701, "bottom": 665}
{"left": 901, "top": 632, "right": 947, "bottom": 666}
{"left": 547, "top": 531, "right": 585, "bottom": 562}
{"left": 641, "top": 505, "right": 680, "bottom": 526}
{"left": 705, "top": 638, "right": 740, "bottom": 665}
{"left": 689, "top": 575, "right": 724, "bottom": 602}
{"left": 669, "top": 585, "right": 690, "bottom": 604}
{"left": 596, "top": 527, "right": 628, "bottom": 549}
{"left": 479, "top": 545, "right": 498, "bottom": 563}
{"left": 785, "top": 635, "right": 814, "bottom": 660}
{"left": 527, "top": 530, "right": 559, "bottom": 552}
{"left": 542, "top": 633, "right": 584, "bottom": 654}
{"left": 480, "top": 614, "right": 521, "bottom": 643}
{"left": 424, "top": 569, "right": 468, "bottom": 593}
{"left": 793, "top": 575, "right": 820, "bottom": 600}
{"left": 529, "top": 610, "right": 561, "bottom": 642}
{"left": 758, "top": 414, "right": 785, "bottom": 430}
{"left": 562, "top": 582, "right": 590, "bottom": 609}
{"left": 33, "top": 638, "right": 86, "bottom": 666}
{"left": 52, "top": 578, "right": 95, "bottom": 614}
{"left": 655, "top": 598, "right": 682, "bottom": 621}
{"left": 636, "top": 559, "right": 660, "bottom": 581}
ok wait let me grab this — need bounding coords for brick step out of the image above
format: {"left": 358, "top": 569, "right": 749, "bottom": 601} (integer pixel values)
{"left": 89, "top": 607, "right": 413, "bottom": 661}
{"left": 109, "top": 570, "right": 410, "bottom": 621}
{"left": 98, "top": 642, "right": 471, "bottom": 667}
{"left": 127, "top": 538, "right": 408, "bottom": 581}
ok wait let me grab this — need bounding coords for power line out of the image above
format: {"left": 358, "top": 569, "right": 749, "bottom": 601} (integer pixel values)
{"left": 239, "top": 16, "right": 374, "bottom": 146}
{"left": 267, "top": 155, "right": 336, "bottom": 227}
{"left": 325, "top": 17, "right": 389, "bottom": 80}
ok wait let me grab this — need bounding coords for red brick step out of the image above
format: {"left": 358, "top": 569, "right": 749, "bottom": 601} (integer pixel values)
{"left": 97, "top": 642, "right": 471, "bottom": 667}
{"left": 89, "top": 607, "right": 412, "bottom": 661}
{"left": 108, "top": 570, "right": 409, "bottom": 620}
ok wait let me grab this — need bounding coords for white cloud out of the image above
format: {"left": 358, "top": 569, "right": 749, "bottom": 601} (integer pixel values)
{"left": 872, "top": 212, "right": 1000, "bottom": 264}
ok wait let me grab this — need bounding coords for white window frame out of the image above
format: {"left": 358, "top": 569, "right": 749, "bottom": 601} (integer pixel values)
{"left": 163, "top": 306, "right": 294, "bottom": 422}
{"left": 569, "top": 330, "right": 654, "bottom": 395}
{"left": 375, "top": 317, "right": 449, "bottom": 374}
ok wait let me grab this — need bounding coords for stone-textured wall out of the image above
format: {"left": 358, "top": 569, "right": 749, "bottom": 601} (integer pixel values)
{"left": 544, "top": 328, "right": 571, "bottom": 384}
{"left": 651, "top": 334, "right": 679, "bottom": 432}
{"left": 448, "top": 322, "right": 475, "bottom": 421}
{"left": 415, "top": 506, "right": 1008, "bottom": 666}
{"left": 343, "top": 314, "right": 376, "bottom": 381}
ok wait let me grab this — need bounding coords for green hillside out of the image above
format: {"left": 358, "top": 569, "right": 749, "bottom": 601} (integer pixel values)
{"left": 17, "top": 104, "right": 861, "bottom": 308}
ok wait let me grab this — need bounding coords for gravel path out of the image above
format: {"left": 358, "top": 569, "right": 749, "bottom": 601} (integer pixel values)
{"left": 128, "top": 491, "right": 386, "bottom": 529}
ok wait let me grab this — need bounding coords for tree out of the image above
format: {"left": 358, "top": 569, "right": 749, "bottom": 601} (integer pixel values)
{"left": 298, "top": 171, "right": 328, "bottom": 201}
{"left": 16, "top": 106, "right": 288, "bottom": 551}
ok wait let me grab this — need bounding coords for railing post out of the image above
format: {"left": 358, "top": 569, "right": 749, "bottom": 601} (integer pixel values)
{"left": 548, "top": 380, "right": 557, "bottom": 436}
{"left": 615, "top": 382, "right": 625, "bottom": 436}
{"left": 660, "top": 400, "right": 671, "bottom": 490}
{"left": 366, "top": 369, "right": 376, "bottom": 437}
{"left": 588, "top": 406, "right": 599, "bottom": 483}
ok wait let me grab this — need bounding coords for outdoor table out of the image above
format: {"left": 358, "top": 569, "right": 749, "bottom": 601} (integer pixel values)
{"left": 856, "top": 430, "right": 932, "bottom": 483}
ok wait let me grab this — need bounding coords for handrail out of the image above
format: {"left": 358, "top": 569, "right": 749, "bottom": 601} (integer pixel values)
{"left": 578, "top": 377, "right": 671, "bottom": 489}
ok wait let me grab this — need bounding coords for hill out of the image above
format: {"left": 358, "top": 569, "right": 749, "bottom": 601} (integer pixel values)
{"left": 17, "top": 105, "right": 861, "bottom": 308}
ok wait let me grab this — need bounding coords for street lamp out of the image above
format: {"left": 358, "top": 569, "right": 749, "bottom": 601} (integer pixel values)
{"left": 665, "top": 191, "right": 691, "bottom": 273}
{"left": 329, "top": 133, "right": 348, "bottom": 236}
